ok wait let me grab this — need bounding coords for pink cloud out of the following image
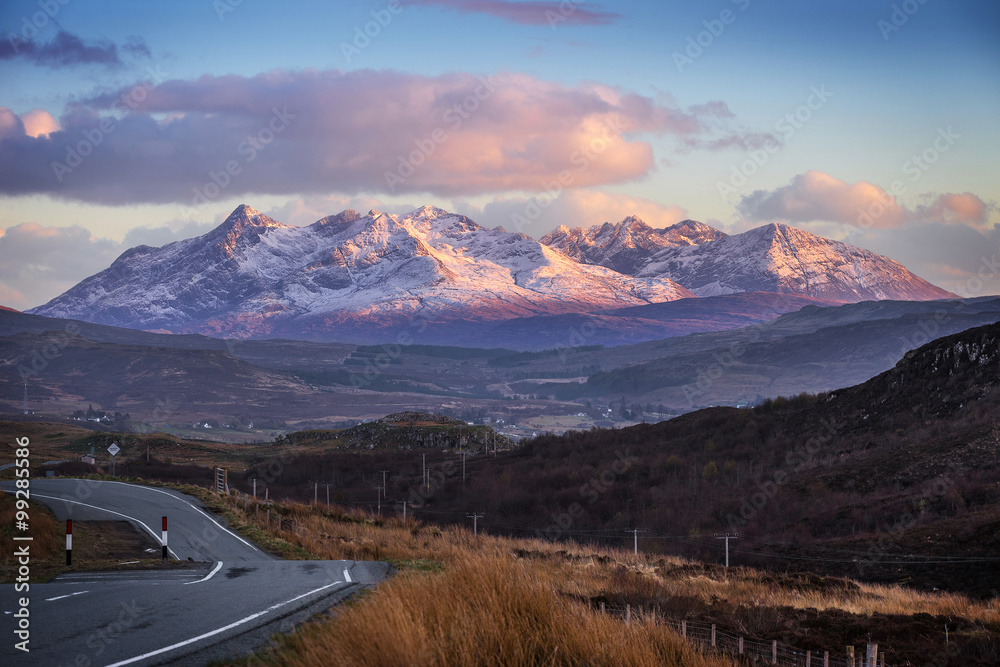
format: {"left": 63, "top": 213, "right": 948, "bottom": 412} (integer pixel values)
{"left": 914, "top": 192, "right": 994, "bottom": 228}
{"left": 737, "top": 170, "right": 909, "bottom": 228}
{"left": 20, "top": 109, "right": 61, "bottom": 138}
{"left": 409, "top": 0, "right": 621, "bottom": 26}
{"left": 0, "top": 69, "right": 772, "bottom": 205}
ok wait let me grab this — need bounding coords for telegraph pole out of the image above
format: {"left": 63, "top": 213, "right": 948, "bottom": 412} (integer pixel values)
{"left": 422, "top": 453, "right": 427, "bottom": 491}
{"left": 467, "top": 512, "right": 483, "bottom": 536}
{"left": 462, "top": 451, "right": 466, "bottom": 484}
{"left": 22, "top": 381, "right": 28, "bottom": 415}
{"left": 625, "top": 528, "right": 645, "bottom": 555}
{"left": 375, "top": 486, "right": 384, "bottom": 515}
{"left": 715, "top": 532, "right": 739, "bottom": 568}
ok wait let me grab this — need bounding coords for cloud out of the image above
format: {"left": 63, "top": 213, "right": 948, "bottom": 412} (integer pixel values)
{"left": 737, "top": 171, "right": 998, "bottom": 235}
{"left": 0, "top": 223, "right": 120, "bottom": 310}
{"left": 0, "top": 30, "right": 147, "bottom": 69}
{"left": 913, "top": 192, "right": 994, "bottom": 228}
{"left": 842, "top": 222, "right": 1000, "bottom": 298}
{"left": 737, "top": 170, "right": 910, "bottom": 228}
{"left": 409, "top": 0, "right": 622, "bottom": 26}
{"left": 455, "top": 189, "right": 690, "bottom": 239}
{"left": 0, "top": 69, "right": 772, "bottom": 206}
{"left": 19, "top": 109, "right": 61, "bottom": 138}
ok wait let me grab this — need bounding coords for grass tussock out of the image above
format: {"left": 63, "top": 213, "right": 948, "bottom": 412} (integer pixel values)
{"left": 264, "top": 555, "right": 730, "bottom": 667}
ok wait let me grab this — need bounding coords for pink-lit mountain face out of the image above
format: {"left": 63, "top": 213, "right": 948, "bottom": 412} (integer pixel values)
{"left": 29, "top": 205, "right": 694, "bottom": 338}
{"left": 543, "top": 218, "right": 956, "bottom": 303}
{"left": 540, "top": 217, "right": 727, "bottom": 275}
{"left": 29, "top": 205, "right": 954, "bottom": 342}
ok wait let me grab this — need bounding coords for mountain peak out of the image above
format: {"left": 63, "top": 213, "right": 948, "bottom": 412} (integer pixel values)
{"left": 211, "top": 204, "right": 288, "bottom": 237}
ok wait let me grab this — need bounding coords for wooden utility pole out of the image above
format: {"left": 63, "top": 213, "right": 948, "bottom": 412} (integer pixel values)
{"left": 375, "top": 486, "right": 384, "bottom": 515}
{"left": 625, "top": 528, "right": 645, "bottom": 555}
{"left": 714, "top": 532, "right": 739, "bottom": 567}
{"left": 462, "top": 451, "right": 466, "bottom": 484}
{"left": 467, "top": 512, "right": 483, "bottom": 536}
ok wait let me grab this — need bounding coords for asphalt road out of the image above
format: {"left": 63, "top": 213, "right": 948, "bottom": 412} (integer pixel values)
{"left": 1, "top": 479, "right": 390, "bottom": 666}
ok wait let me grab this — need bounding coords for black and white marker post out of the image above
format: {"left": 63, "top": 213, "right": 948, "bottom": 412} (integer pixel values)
{"left": 161, "top": 516, "right": 168, "bottom": 562}
{"left": 66, "top": 519, "right": 72, "bottom": 566}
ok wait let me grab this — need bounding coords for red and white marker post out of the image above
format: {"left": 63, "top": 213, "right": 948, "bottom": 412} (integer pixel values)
{"left": 66, "top": 519, "right": 72, "bottom": 566}
{"left": 161, "top": 516, "right": 168, "bottom": 562}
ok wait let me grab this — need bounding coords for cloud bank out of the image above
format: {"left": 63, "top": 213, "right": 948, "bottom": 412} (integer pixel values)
{"left": 0, "top": 68, "right": 775, "bottom": 206}
{"left": 738, "top": 170, "right": 996, "bottom": 231}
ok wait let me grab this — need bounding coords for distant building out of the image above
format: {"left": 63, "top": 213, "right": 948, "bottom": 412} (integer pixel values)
{"left": 81, "top": 455, "right": 96, "bottom": 465}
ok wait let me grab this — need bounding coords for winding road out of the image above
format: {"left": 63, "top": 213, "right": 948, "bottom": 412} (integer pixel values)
{"left": 1, "top": 479, "right": 389, "bottom": 666}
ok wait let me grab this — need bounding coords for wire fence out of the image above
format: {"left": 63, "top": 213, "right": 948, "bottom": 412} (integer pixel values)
{"left": 597, "top": 603, "right": 889, "bottom": 667}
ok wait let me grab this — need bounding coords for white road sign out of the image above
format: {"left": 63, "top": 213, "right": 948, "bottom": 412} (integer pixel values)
{"left": 107, "top": 443, "right": 120, "bottom": 456}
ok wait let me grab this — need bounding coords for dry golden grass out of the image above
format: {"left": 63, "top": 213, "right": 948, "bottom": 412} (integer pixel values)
{"left": 266, "top": 555, "right": 730, "bottom": 667}
{"left": 0, "top": 489, "right": 63, "bottom": 581}
{"left": 200, "top": 492, "right": 1000, "bottom": 666}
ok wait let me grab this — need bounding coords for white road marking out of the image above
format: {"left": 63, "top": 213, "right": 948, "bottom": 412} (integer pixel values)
{"left": 32, "top": 493, "right": 180, "bottom": 560}
{"left": 185, "top": 561, "right": 223, "bottom": 585}
{"left": 45, "top": 591, "right": 90, "bottom": 602}
{"left": 105, "top": 579, "right": 346, "bottom": 667}
{"left": 344, "top": 567, "right": 351, "bottom": 583}
{"left": 97, "top": 480, "right": 260, "bottom": 552}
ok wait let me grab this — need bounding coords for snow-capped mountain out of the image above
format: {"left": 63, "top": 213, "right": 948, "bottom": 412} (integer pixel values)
{"left": 30, "top": 205, "right": 694, "bottom": 338}
{"left": 540, "top": 217, "right": 726, "bottom": 275}
{"left": 635, "top": 222, "right": 956, "bottom": 302}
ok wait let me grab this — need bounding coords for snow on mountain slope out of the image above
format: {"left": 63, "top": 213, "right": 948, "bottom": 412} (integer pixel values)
{"left": 541, "top": 216, "right": 727, "bottom": 275}
{"left": 636, "top": 222, "right": 956, "bottom": 302}
{"left": 30, "top": 205, "right": 694, "bottom": 338}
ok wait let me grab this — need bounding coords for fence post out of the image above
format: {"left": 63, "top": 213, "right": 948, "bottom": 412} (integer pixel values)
{"left": 866, "top": 644, "right": 878, "bottom": 667}
{"left": 739, "top": 637, "right": 744, "bottom": 654}
{"left": 847, "top": 646, "right": 855, "bottom": 666}
{"left": 682, "top": 620, "right": 686, "bottom": 638}
{"left": 823, "top": 650, "right": 829, "bottom": 667}
{"left": 626, "top": 604, "right": 630, "bottom": 625}
{"left": 880, "top": 653, "right": 885, "bottom": 667}
{"left": 711, "top": 624, "right": 716, "bottom": 647}
{"left": 772, "top": 639, "right": 778, "bottom": 664}
{"left": 600, "top": 601, "right": 605, "bottom": 615}
{"left": 806, "top": 650, "right": 811, "bottom": 667}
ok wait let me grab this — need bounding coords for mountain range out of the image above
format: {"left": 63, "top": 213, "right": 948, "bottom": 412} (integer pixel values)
{"left": 543, "top": 217, "right": 955, "bottom": 302}
{"left": 27, "top": 204, "right": 955, "bottom": 344}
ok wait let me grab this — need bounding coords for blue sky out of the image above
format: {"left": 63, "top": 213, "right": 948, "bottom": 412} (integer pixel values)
{"left": 1, "top": 0, "right": 998, "bottom": 308}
